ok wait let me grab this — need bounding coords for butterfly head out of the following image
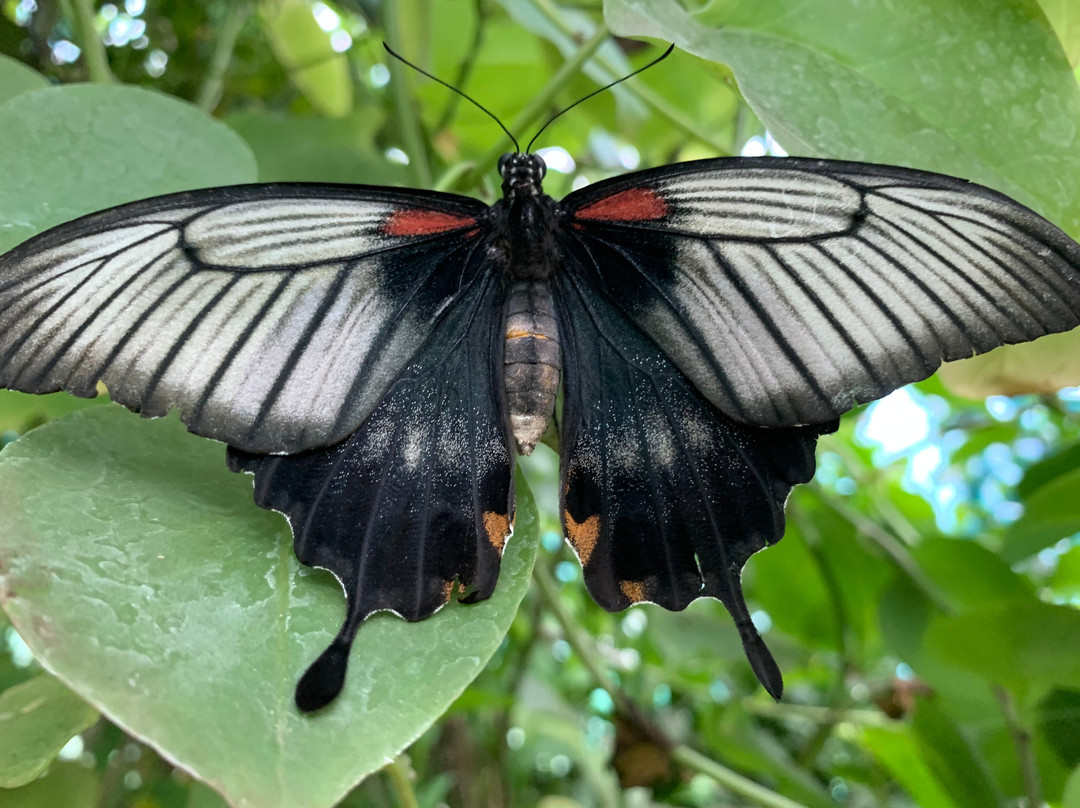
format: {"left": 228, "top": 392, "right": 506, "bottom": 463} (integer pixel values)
{"left": 498, "top": 153, "right": 547, "bottom": 199}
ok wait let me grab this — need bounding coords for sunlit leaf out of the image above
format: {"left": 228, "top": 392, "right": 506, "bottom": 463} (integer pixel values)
{"left": 0, "top": 674, "right": 99, "bottom": 788}
{"left": 0, "top": 408, "right": 539, "bottom": 808}
{"left": 260, "top": 0, "right": 353, "bottom": 118}
{"left": 1039, "top": 0, "right": 1080, "bottom": 66}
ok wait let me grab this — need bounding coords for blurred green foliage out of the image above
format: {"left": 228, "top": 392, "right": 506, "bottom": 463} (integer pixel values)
{"left": 1, "top": 1, "right": 1080, "bottom": 807}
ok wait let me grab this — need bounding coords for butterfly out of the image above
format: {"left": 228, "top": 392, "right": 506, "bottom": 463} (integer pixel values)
{"left": 2, "top": 61, "right": 1080, "bottom": 715}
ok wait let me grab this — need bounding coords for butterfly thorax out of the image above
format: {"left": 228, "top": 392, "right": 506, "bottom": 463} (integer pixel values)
{"left": 495, "top": 153, "right": 562, "bottom": 455}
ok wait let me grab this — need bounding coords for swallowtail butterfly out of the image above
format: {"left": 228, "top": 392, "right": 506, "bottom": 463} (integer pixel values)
{"left": 2, "top": 52, "right": 1080, "bottom": 712}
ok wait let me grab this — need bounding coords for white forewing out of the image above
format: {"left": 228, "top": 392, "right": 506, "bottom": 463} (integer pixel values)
{"left": 0, "top": 185, "right": 488, "bottom": 452}
{"left": 565, "top": 158, "right": 1080, "bottom": 426}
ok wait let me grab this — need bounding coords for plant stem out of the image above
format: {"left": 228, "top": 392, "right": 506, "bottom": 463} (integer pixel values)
{"left": 383, "top": 754, "right": 421, "bottom": 808}
{"left": 457, "top": 26, "right": 609, "bottom": 189}
{"left": 525, "top": 0, "right": 730, "bottom": 154}
{"left": 994, "top": 685, "right": 1042, "bottom": 808}
{"left": 671, "top": 746, "right": 810, "bottom": 808}
{"left": 385, "top": 2, "right": 433, "bottom": 189}
{"left": 433, "top": 0, "right": 489, "bottom": 133}
{"left": 195, "top": 2, "right": 251, "bottom": 113}
{"left": 69, "top": 0, "right": 115, "bottom": 84}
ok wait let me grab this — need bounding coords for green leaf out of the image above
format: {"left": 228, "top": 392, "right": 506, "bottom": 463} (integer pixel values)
{"left": 2, "top": 763, "right": 100, "bottom": 808}
{"left": 860, "top": 725, "right": 963, "bottom": 808}
{"left": 909, "top": 697, "right": 1004, "bottom": 808}
{"left": 1050, "top": 545, "right": 1080, "bottom": 600}
{"left": 911, "top": 538, "right": 1034, "bottom": 611}
{"left": 0, "top": 407, "right": 539, "bottom": 808}
{"left": 1019, "top": 443, "right": 1080, "bottom": 500}
{"left": 0, "top": 84, "right": 256, "bottom": 253}
{"left": 605, "top": 0, "right": 1080, "bottom": 398}
{"left": 0, "top": 391, "right": 106, "bottom": 436}
{"left": 747, "top": 525, "right": 840, "bottom": 652}
{"left": 1066, "top": 763, "right": 1080, "bottom": 808}
{"left": 1038, "top": 688, "right": 1080, "bottom": 768}
{"left": 1002, "top": 467, "right": 1080, "bottom": 562}
{"left": 0, "top": 55, "right": 47, "bottom": 106}
{"left": 605, "top": 0, "right": 1080, "bottom": 232}
{"left": 924, "top": 602, "right": 1080, "bottom": 697}
{"left": 225, "top": 110, "right": 409, "bottom": 186}
{"left": 260, "top": 0, "right": 352, "bottom": 118}
{"left": 0, "top": 674, "right": 99, "bottom": 788}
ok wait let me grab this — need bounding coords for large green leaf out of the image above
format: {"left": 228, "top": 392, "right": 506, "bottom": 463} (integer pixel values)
{"left": 0, "top": 84, "right": 256, "bottom": 253}
{"left": 605, "top": 0, "right": 1080, "bottom": 396}
{"left": 0, "top": 54, "right": 47, "bottom": 106}
{"left": 924, "top": 602, "right": 1080, "bottom": 698}
{"left": 0, "top": 408, "right": 539, "bottom": 808}
{"left": 0, "top": 674, "right": 99, "bottom": 788}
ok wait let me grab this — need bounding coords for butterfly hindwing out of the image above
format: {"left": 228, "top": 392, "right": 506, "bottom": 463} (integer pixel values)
{"left": 554, "top": 246, "right": 836, "bottom": 698}
{"left": 0, "top": 184, "right": 488, "bottom": 453}
{"left": 563, "top": 157, "right": 1080, "bottom": 427}
{"left": 227, "top": 264, "right": 514, "bottom": 712}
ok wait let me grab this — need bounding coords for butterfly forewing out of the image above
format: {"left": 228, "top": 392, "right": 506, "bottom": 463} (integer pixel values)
{"left": 562, "top": 157, "right": 1080, "bottom": 428}
{"left": 0, "top": 184, "right": 487, "bottom": 454}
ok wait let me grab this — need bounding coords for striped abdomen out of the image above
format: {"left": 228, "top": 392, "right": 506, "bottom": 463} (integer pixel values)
{"left": 503, "top": 280, "right": 561, "bottom": 455}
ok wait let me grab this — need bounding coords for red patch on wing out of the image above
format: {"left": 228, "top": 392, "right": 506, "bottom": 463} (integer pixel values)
{"left": 574, "top": 187, "right": 668, "bottom": 222}
{"left": 382, "top": 209, "right": 477, "bottom": 236}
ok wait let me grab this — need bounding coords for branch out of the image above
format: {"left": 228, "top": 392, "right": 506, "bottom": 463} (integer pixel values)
{"left": 525, "top": 0, "right": 731, "bottom": 154}
{"left": 382, "top": 754, "right": 421, "bottom": 808}
{"left": 68, "top": 0, "right": 116, "bottom": 84}
{"left": 384, "top": 3, "right": 433, "bottom": 189}
{"left": 994, "top": 685, "right": 1041, "bottom": 808}
{"left": 195, "top": 2, "right": 251, "bottom": 113}
{"left": 457, "top": 26, "right": 610, "bottom": 189}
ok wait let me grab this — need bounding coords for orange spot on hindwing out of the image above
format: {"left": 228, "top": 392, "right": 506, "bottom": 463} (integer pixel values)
{"left": 574, "top": 187, "right": 668, "bottom": 223}
{"left": 564, "top": 511, "right": 600, "bottom": 566}
{"left": 382, "top": 209, "right": 477, "bottom": 236}
{"left": 619, "top": 581, "right": 646, "bottom": 603}
{"left": 483, "top": 511, "right": 510, "bottom": 553}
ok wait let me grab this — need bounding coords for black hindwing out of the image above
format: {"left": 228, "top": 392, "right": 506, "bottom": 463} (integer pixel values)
{"left": 554, "top": 231, "right": 836, "bottom": 698}
{"left": 227, "top": 266, "right": 514, "bottom": 712}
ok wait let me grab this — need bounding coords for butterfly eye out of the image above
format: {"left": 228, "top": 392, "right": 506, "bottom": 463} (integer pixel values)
{"left": 536, "top": 160, "right": 547, "bottom": 181}
{"left": 497, "top": 154, "right": 511, "bottom": 176}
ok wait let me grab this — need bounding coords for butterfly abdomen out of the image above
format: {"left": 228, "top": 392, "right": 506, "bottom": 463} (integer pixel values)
{"left": 503, "top": 279, "right": 561, "bottom": 455}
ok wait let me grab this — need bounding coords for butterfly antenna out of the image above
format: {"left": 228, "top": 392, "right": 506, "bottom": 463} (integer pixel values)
{"left": 526, "top": 43, "right": 675, "bottom": 153}
{"left": 382, "top": 42, "right": 520, "bottom": 153}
